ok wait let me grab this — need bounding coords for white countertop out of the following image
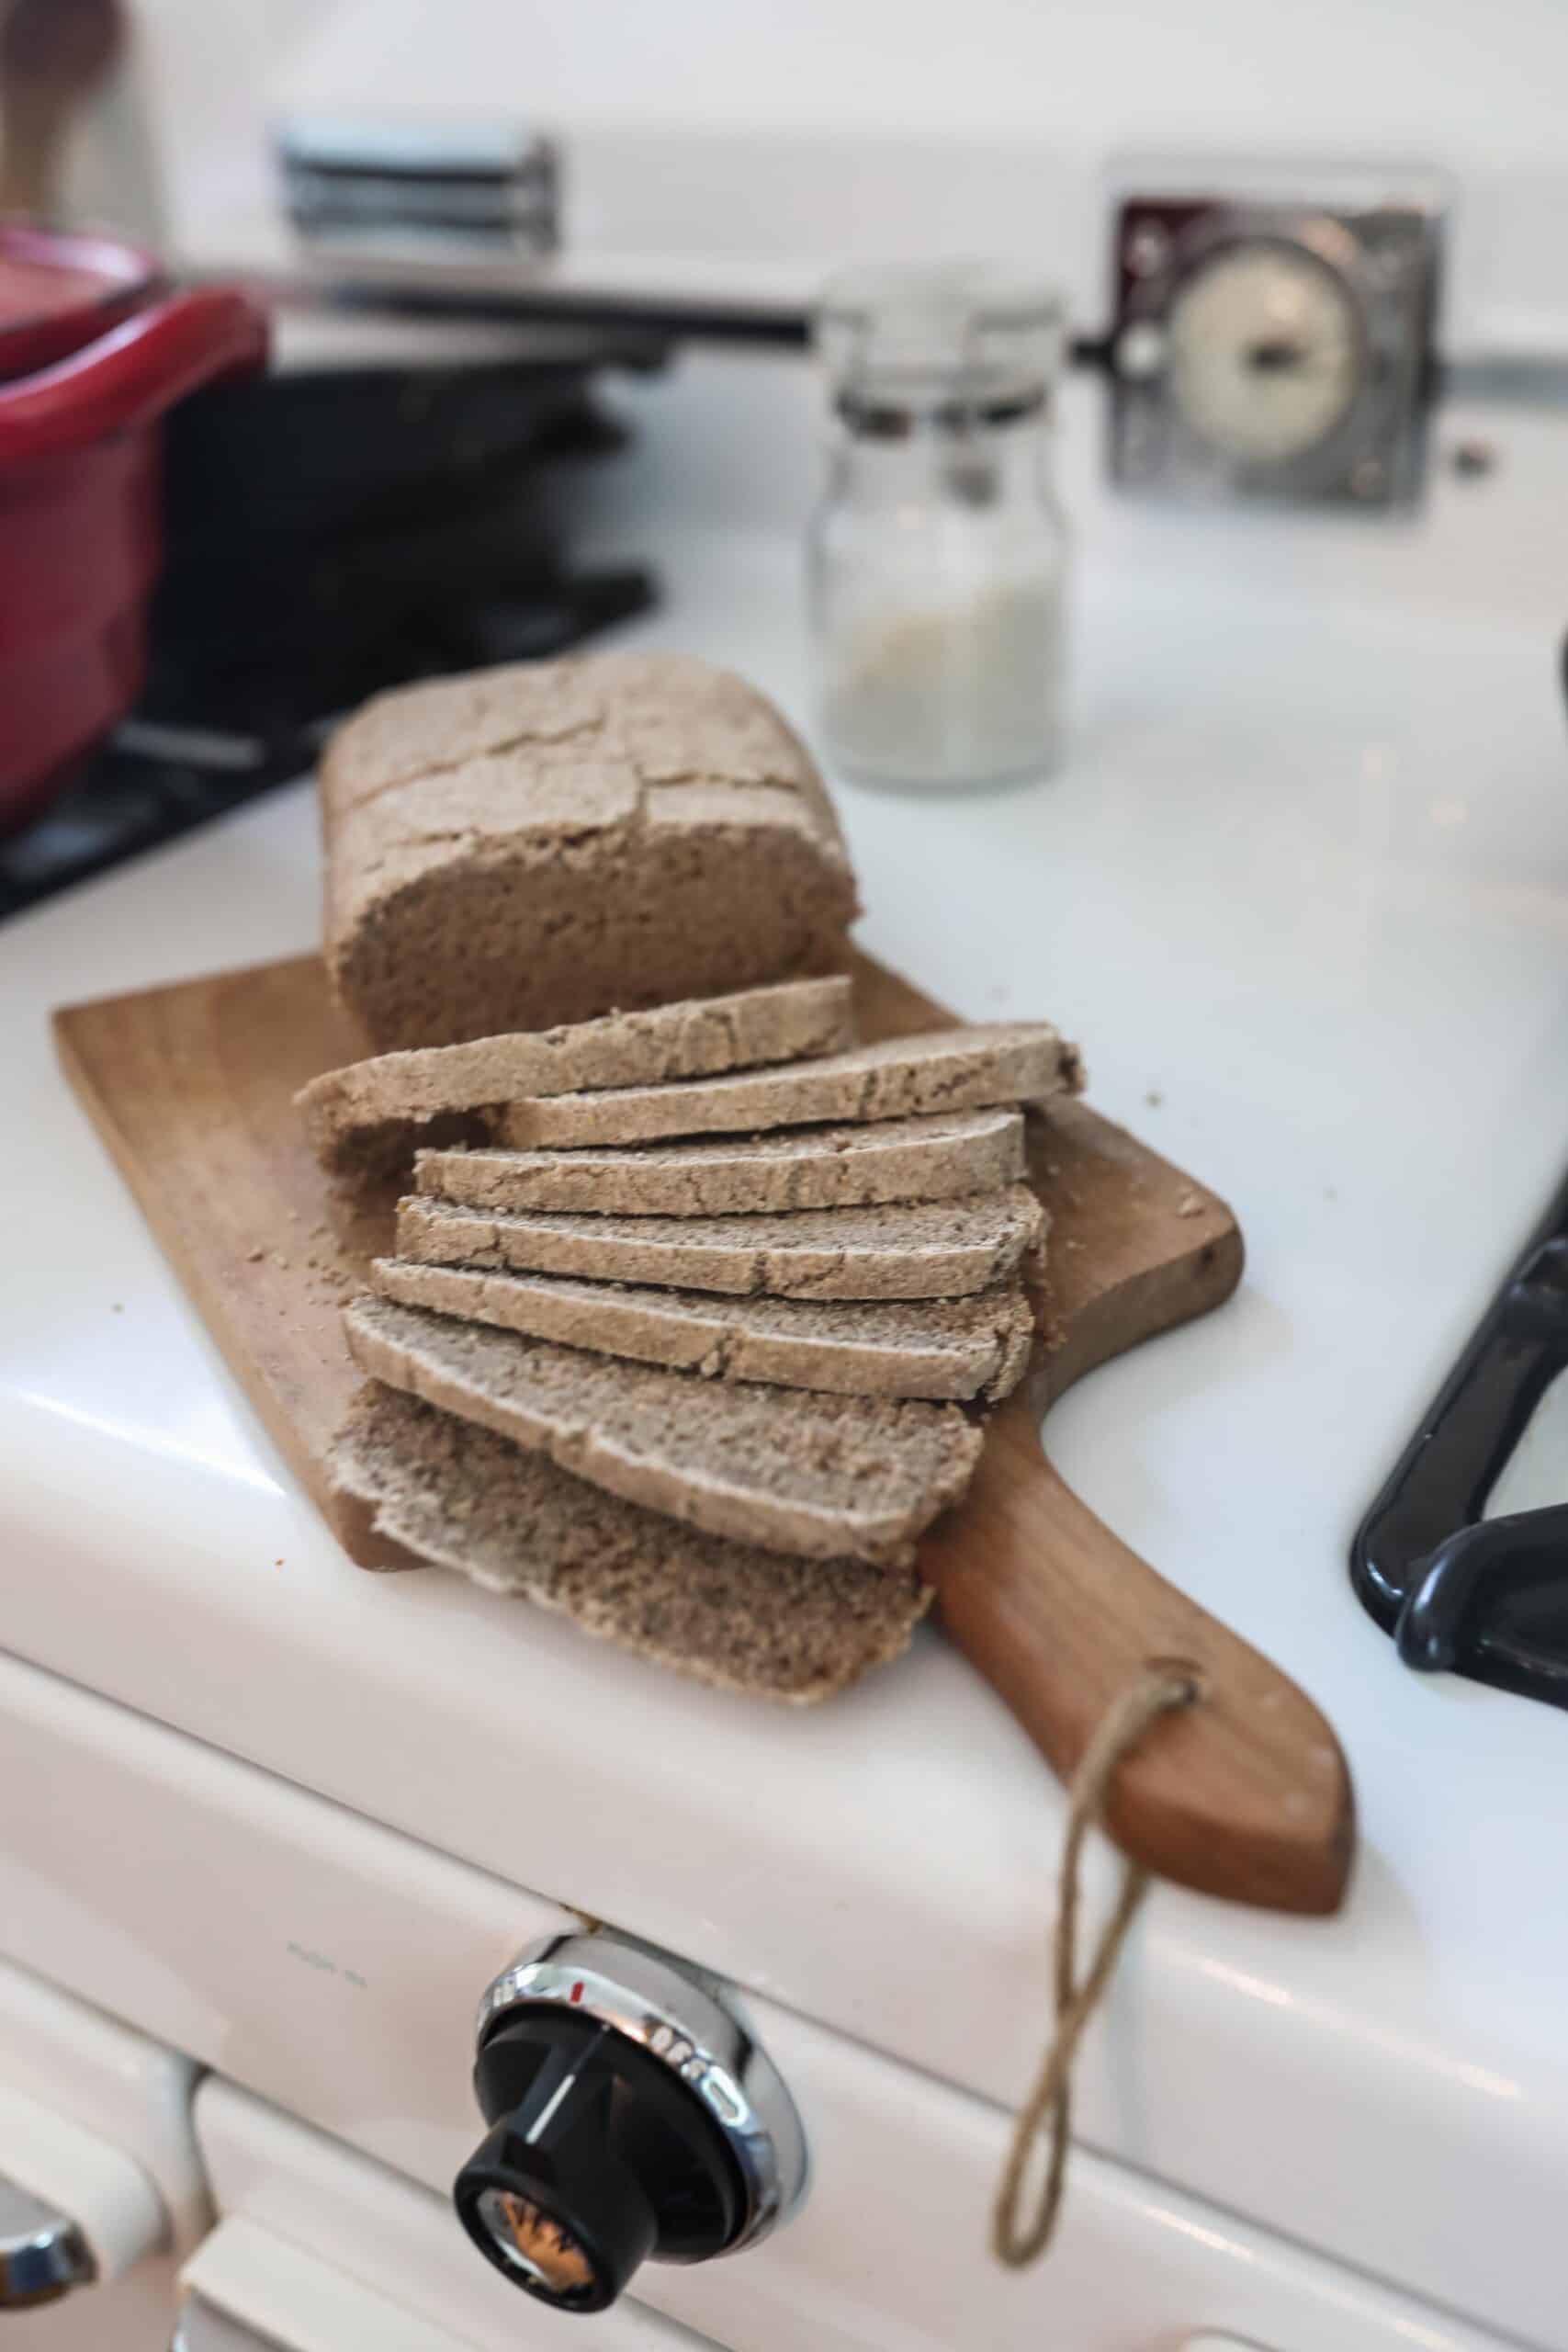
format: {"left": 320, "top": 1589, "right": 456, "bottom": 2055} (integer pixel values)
{"left": 5, "top": 377, "right": 1568, "bottom": 2346}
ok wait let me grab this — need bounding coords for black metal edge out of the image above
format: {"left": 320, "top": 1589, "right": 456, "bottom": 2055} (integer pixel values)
{"left": 1349, "top": 1165, "right": 1568, "bottom": 1647}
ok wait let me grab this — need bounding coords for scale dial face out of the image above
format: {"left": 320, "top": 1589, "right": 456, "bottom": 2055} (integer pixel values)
{"left": 1107, "top": 184, "right": 1445, "bottom": 506}
{"left": 1166, "top": 243, "right": 1361, "bottom": 463}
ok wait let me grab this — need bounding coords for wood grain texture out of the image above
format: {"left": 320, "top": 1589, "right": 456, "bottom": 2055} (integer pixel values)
{"left": 55, "top": 948, "right": 1352, "bottom": 1914}
{"left": 53, "top": 951, "right": 425, "bottom": 1572}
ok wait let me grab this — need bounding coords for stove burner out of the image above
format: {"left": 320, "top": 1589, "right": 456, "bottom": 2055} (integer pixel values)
{"left": 1352, "top": 1175, "right": 1568, "bottom": 1708}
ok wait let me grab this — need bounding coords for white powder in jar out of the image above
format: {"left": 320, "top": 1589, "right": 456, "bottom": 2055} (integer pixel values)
{"left": 821, "top": 571, "right": 1065, "bottom": 788}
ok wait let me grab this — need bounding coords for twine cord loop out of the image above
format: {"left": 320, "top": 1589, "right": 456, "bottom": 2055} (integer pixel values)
{"left": 993, "top": 1667, "right": 1200, "bottom": 2269}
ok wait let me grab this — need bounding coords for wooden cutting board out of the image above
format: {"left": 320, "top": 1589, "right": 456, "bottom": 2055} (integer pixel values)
{"left": 54, "top": 951, "right": 1353, "bottom": 1917}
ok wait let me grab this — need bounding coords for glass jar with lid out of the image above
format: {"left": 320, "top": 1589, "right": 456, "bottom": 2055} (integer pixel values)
{"left": 809, "top": 261, "right": 1069, "bottom": 791}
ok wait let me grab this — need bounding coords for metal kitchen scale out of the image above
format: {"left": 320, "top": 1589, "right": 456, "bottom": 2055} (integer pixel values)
{"left": 1101, "top": 157, "right": 1446, "bottom": 508}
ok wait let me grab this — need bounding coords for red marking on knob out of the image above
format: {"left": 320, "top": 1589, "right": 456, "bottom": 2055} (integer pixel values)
{"left": 570, "top": 1981, "right": 584, "bottom": 2004}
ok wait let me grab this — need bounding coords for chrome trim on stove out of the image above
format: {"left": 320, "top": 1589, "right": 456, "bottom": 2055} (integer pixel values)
{"left": 0, "top": 2177, "right": 94, "bottom": 2309}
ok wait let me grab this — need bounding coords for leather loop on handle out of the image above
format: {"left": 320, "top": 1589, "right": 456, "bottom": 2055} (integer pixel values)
{"left": 0, "top": 287, "right": 269, "bottom": 460}
{"left": 923, "top": 1391, "right": 1354, "bottom": 1915}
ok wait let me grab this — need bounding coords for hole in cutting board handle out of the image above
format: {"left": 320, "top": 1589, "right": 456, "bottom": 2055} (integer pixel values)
{"left": 1143, "top": 1654, "right": 1207, "bottom": 1703}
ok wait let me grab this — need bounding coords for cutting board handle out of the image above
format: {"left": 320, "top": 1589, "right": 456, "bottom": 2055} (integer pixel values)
{"left": 926, "top": 1395, "right": 1353, "bottom": 1914}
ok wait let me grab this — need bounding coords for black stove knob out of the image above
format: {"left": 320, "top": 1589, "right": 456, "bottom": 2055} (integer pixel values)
{"left": 454, "top": 1931, "right": 807, "bottom": 2317}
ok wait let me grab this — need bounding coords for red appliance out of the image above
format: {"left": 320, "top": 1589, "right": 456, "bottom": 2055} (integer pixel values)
{"left": 0, "top": 223, "right": 268, "bottom": 832}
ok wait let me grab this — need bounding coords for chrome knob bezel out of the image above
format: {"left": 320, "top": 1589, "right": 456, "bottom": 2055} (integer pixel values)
{"left": 0, "top": 2177, "right": 95, "bottom": 2310}
{"left": 475, "top": 1929, "right": 808, "bottom": 2258}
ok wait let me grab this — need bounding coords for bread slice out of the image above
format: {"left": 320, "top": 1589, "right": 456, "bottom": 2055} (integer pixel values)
{"left": 396, "top": 1184, "right": 1048, "bottom": 1301}
{"left": 321, "top": 653, "right": 859, "bottom": 1050}
{"left": 370, "top": 1257, "right": 1036, "bottom": 1402}
{"left": 342, "top": 1295, "right": 984, "bottom": 1564}
{"left": 494, "top": 1023, "right": 1082, "bottom": 1148}
{"left": 417, "top": 1105, "right": 1023, "bottom": 1218}
{"left": 331, "top": 1386, "right": 931, "bottom": 1702}
{"left": 294, "top": 978, "right": 856, "bottom": 1182}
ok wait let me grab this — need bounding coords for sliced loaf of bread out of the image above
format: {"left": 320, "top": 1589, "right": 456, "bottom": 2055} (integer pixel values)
{"left": 370, "top": 1257, "right": 1036, "bottom": 1401}
{"left": 396, "top": 1184, "right": 1048, "bottom": 1301}
{"left": 494, "top": 1023, "right": 1083, "bottom": 1148}
{"left": 295, "top": 977, "right": 856, "bottom": 1180}
{"left": 321, "top": 653, "right": 859, "bottom": 1049}
{"left": 343, "top": 1295, "right": 984, "bottom": 1564}
{"left": 416, "top": 1106, "right": 1023, "bottom": 1217}
{"left": 332, "top": 1386, "right": 931, "bottom": 1702}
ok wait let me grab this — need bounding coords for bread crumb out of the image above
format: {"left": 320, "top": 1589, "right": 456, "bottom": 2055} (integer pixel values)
{"left": 274, "top": 1252, "right": 290, "bottom": 1270}
{"left": 111, "top": 1302, "right": 123, "bottom": 1313}
{"left": 274, "top": 1557, "right": 285, "bottom": 1567}
{"left": 1176, "top": 1190, "right": 1204, "bottom": 1217}
{"left": 1145, "top": 1085, "right": 1164, "bottom": 1108}
{"left": 247, "top": 1246, "right": 265, "bottom": 1261}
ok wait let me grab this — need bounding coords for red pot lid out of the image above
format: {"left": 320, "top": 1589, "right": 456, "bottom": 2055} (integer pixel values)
{"left": 0, "top": 222, "right": 159, "bottom": 382}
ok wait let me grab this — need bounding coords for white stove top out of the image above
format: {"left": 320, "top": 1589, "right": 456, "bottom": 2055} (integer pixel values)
{"left": 4, "top": 376, "right": 1568, "bottom": 2346}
